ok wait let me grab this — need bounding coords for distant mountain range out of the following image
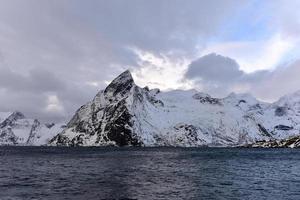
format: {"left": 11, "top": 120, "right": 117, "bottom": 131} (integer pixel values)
{"left": 0, "top": 111, "right": 64, "bottom": 145}
{"left": 1, "top": 70, "right": 300, "bottom": 147}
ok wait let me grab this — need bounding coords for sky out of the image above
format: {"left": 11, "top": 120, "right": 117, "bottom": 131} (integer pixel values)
{"left": 1, "top": 0, "right": 300, "bottom": 122}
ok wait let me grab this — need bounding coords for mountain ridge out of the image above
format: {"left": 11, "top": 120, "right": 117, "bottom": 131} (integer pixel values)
{"left": 49, "top": 70, "right": 300, "bottom": 147}
{"left": 0, "top": 111, "right": 64, "bottom": 145}
{"left": 1, "top": 70, "right": 300, "bottom": 147}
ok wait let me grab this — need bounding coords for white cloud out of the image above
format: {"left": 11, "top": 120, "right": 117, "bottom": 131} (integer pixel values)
{"left": 45, "top": 95, "right": 64, "bottom": 113}
{"left": 130, "top": 48, "right": 192, "bottom": 90}
{"left": 86, "top": 81, "right": 100, "bottom": 87}
{"left": 201, "top": 33, "right": 297, "bottom": 73}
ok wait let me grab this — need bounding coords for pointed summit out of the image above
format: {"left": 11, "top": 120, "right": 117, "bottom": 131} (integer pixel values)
{"left": 0, "top": 111, "right": 25, "bottom": 128}
{"left": 104, "top": 70, "right": 135, "bottom": 96}
{"left": 10, "top": 111, "right": 26, "bottom": 119}
{"left": 111, "top": 70, "right": 133, "bottom": 84}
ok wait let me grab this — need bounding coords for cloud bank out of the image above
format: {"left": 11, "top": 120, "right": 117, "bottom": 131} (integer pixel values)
{"left": 0, "top": 0, "right": 300, "bottom": 122}
{"left": 184, "top": 53, "right": 300, "bottom": 102}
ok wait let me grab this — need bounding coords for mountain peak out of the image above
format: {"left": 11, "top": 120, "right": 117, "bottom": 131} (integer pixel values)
{"left": 104, "top": 70, "right": 135, "bottom": 96}
{"left": 11, "top": 111, "right": 25, "bottom": 119}
{"left": 0, "top": 111, "right": 25, "bottom": 128}
{"left": 120, "top": 69, "right": 132, "bottom": 78}
{"left": 111, "top": 70, "right": 133, "bottom": 84}
{"left": 276, "top": 90, "right": 300, "bottom": 106}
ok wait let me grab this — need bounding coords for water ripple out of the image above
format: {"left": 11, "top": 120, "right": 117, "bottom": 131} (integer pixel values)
{"left": 0, "top": 147, "right": 299, "bottom": 200}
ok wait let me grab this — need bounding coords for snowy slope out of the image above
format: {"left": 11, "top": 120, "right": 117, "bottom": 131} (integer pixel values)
{"left": 0, "top": 111, "right": 64, "bottom": 145}
{"left": 50, "top": 70, "right": 300, "bottom": 147}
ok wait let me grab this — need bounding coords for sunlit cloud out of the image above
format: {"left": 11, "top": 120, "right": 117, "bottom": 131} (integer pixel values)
{"left": 130, "top": 48, "right": 192, "bottom": 91}
{"left": 201, "top": 33, "right": 297, "bottom": 73}
{"left": 45, "top": 95, "right": 64, "bottom": 113}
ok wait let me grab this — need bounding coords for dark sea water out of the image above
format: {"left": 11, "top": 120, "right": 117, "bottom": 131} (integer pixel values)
{"left": 0, "top": 147, "right": 299, "bottom": 200}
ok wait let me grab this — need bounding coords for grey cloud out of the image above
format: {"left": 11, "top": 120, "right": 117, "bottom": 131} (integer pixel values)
{"left": 0, "top": 0, "right": 245, "bottom": 122}
{"left": 184, "top": 53, "right": 266, "bottom": 96}
{"left": 0, "top": 67, "right": 65, "bottom": 93}
{"left": 251, "top": 61, "right": 300, "bottom": 101}
{"left": 0, "top": 90, "right": 48, "bottom": 121}
{"left": 185, "top": 53, "right": 244, "bottom": 83}
{"left": 0, "top": 66, "right": 65, "bottom": 122}
{"left": 0, "top": 0, "right": 242, "bottom": 66}
{"left": 2, "top": 1, "right": 299, "bottom": 122}
{"left": 240, "top": 70, "right": 269, "bottom": 82}
{"left": 0, "top": 66, "right": 99, "bottom": 122}
{"left": 67, "top": 0, "right": 241, "bottom": 53}
{"left": 0, "top": 65, "right": 102, "bottom": 121}
{"left": 184, "top": 53, "right": 300, "bottom": 101}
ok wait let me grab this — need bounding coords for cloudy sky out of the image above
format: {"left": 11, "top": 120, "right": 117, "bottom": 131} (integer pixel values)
{"left": 0, "top": 0, "right": 300, "bottom": 122}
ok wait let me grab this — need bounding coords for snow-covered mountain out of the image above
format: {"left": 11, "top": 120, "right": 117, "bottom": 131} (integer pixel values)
{"left": 0, "top": 111, "right": 64, "bottom": 145}
{"left": 50, "top": 70, "right": 300, "bottom": 147}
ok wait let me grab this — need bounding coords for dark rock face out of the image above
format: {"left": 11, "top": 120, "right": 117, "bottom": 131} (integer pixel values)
{"left": 249, "top": 104, "right": 262, "bottom": 110}
{"left": 104, "top": 70, "right": 134, "bottom": 97}
{"left": 152, "top": 123, "right": 205, "bottom": 146}
{"left": 251, "top": 136, "right": 300, "bottom": 148}
{"left": 150, "top": 88, "right": 160, "bottom": 95}
{"left": 274, "top": 125, "right": 293, "bottom": 131}
{"left": 147, "top": 93, "right": 164, "bottom": 107}
{"left": 50, "top": 70, "right": 145, "bottom": 146}
{"left": 0, "top": 128, "right": 17, "bottom": 145}
{"left": 174, "top": 124, "right": 199, "bottom": 143}
{"left": 258, "top": 124, "right": 271, "bottom": 137}
{"left": 193, "top": 93, "right": 222, "bottom": 105}
{"left": 239, "top": 100, "right": 247, "bottom": 104}
{"left": 102, "top": 100, "right": 142, "bottom": 146}
{"left": 26, "top": 119, "right": 41, "bottom": 144}
{"left": 275, "top": 107, "right": 287, "bottom": 116}
{"left": 45, "top": 123, "right": 55, "bottom": 129}
{"left": 50, "top": 134, "right": 72, "bottom": 146}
